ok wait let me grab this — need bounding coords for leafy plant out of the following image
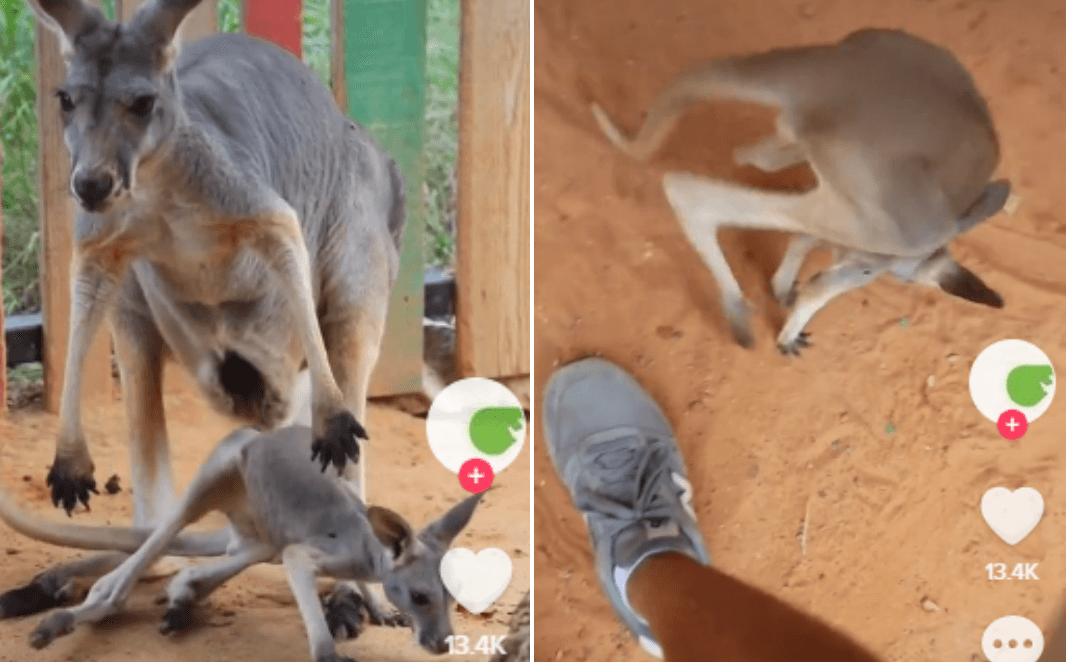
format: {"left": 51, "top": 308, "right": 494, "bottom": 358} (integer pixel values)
{"left": 1, "top": 0, "right": 42, "bottom": 315}
{"left": 303, "top": 0, "right": 331, "bottom": 88}
{"left": 218, "top": 0, "right": 240, "bottom": 33}
{"left": 8, "top": 361, "right": 41, "bottom": 385}
{"left": 423, "top": 0, "right": 459, "bottom": 268}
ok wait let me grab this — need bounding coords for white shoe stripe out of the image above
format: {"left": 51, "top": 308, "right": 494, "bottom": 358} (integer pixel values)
{"left": 614, "top": 564, "right": 638, "bottom": 616}
{"left": 639, "top": 635, "right": 665, "bottom": 659}
{"left": 672, "top": 472, "right": 697, "bottom": 520}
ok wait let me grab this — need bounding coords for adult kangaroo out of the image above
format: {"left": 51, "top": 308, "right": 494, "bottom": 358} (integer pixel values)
{"left": 592, "top": 28, "right": 1008, "bottom": 354}
{"left": 28, "top": 0, "right": 405, "bottom": 522}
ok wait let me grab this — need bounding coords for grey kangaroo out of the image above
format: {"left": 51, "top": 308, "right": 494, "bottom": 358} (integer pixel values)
{"left": 0, "top": 426, "right": 483, "bottom": 661}
{"left": 591, "top": 28, "right": 1009, "bottom": 355}
{"left": 27, "top": 0, "right": 402, "bottom": 523}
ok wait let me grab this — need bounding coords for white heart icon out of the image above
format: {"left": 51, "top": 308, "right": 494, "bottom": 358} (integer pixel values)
{"left": 440, "top": 547, "right": 513, "bottom": 614}
{"left": 981, "top": 487, "right": 1044, "bottom": 546}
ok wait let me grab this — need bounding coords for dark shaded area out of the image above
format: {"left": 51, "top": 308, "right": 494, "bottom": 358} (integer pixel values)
{"left": 310, "top": 411, "right": 366, "bottom": 474}
{"left": 322, "top": 584, "right": 368, "bottom": 640}
{"left": 218, "top": 350, "right": 266, "bottom": 418}
{"left": 939, "top": 264, "right": 1004, "bottom": 308}
{"left": 46, "top": 461, "right": 98, "bottom": 514}
{"left": 0, "top": 577, "right": 70, "bottom": 619}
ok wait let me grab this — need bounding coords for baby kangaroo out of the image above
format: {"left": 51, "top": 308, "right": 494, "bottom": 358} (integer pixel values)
{"left": 0, "top": 427, "right": 482, "bottom": 661}
{"left": 592, "top": 28, "right": 1009, "bottom": 354}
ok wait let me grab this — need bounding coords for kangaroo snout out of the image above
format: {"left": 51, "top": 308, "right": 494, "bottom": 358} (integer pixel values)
{"left": 72, "top": 170, "right": 116, "bottom": 212}
{"left": 419, "top": 631, "right": 451, "bottom": 654}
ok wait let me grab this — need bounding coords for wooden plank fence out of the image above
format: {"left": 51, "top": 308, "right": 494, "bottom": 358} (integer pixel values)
{"left": 456, "top": 0, "right": 530, "bottom": 380}
{"left": 5, "top": 0, "right": 529, "bottom": 417}
{"left": 343, "top": 0, "right": 429, "bottom": 395}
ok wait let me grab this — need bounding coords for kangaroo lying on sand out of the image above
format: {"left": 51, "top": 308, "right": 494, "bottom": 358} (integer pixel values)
{"left": 27, "top": 0, "right": 402, "bottom": 523}
{"left": 0, "top": 426, "right": 483, "bottom": 661}
{"left": 592, "top": 28, "right": 1009, "bottom": 355}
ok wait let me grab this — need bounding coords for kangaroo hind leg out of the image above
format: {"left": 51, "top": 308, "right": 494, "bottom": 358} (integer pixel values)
{"left": 662, "top": 171, "right": 816, "bottom": 348}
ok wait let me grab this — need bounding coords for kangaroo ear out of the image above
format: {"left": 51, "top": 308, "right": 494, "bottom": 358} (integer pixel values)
{"left": 422, "top": 493, "right": 484, "bottom": 548}
{"left": 25, "top": 0, "right": 96, "bottom": 55}
{"left": 367, "top": 506, "right": 415, "bottom": 561}
{"left": 914, "top": 248, "right": 1004, "bottom": 309}
{"left": 939, "top": 262, "right": 1004, "bottom": 308}
{"left": 127, "top": 0, "right": 203, "bottom": 63}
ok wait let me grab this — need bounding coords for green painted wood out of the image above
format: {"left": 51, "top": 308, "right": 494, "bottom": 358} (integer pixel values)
{"left": 342, "top": 0, "right": 427, "bottom": 396}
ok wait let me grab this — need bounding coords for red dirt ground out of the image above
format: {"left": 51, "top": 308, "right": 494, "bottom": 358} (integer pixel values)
{"left": 0, "top": 370, "right": 530, "bottom": 662}
{"left": 534, "top": 0, "right": 1066, "bottom": 660}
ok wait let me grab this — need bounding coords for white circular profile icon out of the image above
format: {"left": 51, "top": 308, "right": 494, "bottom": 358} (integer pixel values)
{"left": 969, "top": 339, "right": 1055, "bottom": 424}
{"left": 426, "top": 378, "right": 526, "bottom": 474}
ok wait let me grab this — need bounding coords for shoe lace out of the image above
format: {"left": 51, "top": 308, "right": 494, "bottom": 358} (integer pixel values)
{"left": 571, "top": 435, "right": 677, "bottom": 526}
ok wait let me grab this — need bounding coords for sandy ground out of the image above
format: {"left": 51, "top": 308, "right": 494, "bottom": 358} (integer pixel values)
{"left": 0, "top": 370, "right": 529, "bottom": 662}
{"left": 534, "top": 0, "right": 1066, "bottom": 660}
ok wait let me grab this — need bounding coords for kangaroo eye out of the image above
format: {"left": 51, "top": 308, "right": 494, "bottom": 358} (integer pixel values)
{"left": 56, "top": 90, "right": 74, "bottom": 113}
{"left": 129, "top": 95, "right": 156, "bottom": 118}
{"left": 411, "top": 592, "right": 430, "bottom": 606}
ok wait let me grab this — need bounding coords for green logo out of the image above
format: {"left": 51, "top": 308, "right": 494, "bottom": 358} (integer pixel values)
{"left": 1006, "top": 365, "right": 1054, "bottom": 407}
{"left": 468, "top": 406, "right": 525, "bottom": 456}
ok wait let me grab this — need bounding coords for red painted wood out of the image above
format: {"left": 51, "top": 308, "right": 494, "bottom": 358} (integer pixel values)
{"left": 244, "top": 0, "right": 303, "bottom": 58}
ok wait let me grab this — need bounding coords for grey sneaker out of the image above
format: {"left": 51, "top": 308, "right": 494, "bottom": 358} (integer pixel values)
{"left": 543, "top": 357, "right": 711, "bottom": 659}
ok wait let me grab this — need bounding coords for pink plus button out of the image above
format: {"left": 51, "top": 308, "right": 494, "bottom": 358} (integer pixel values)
{"left": 997, "top": 409, "right": 1028, "bottom": 440}
{"left": 458, "top": 458, "right": 494, "bottom": 493}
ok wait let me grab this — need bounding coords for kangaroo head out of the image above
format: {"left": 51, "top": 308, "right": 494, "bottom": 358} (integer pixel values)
{"left": 27, "top": 0, "right": 203, "bottom": 213}
{"left": 906, "top": 246, "right": 1004, "bottom": 308}
{"left": 368, "top": 493, "right": 483, "bottom": 654}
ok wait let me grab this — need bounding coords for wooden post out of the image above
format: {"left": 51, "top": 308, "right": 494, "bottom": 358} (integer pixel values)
{"left": 244, "top": 0, "right": 302, "bottom": 57}
{"left": 37, "top": 1, "right": 114, "bottom": 413}
{"left": 330, "top": 0, "right": 346, "bottom": 111}
{"left": 343, "top": 0, "right": 428, "bottom": 396}
{"left": 180, "top": 0, "right": 217, "bottom": 39}
{"left": 455, "top": 0, "right": 530, "bottom": 379}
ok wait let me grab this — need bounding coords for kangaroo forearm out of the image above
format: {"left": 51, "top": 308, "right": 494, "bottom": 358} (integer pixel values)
{"left": 57, "top": 266, "right": 120, "bottom": 438}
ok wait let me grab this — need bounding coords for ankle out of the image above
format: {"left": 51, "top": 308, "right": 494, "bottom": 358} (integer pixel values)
{"left": 627, "top": 551, "right": 703, "bottom": 617}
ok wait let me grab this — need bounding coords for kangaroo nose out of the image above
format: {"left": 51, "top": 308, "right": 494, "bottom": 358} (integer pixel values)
{"left": 73, "top": 172, "right": 114, "bottom": 211}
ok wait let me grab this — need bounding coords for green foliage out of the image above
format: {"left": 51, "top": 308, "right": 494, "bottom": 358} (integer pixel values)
{"left": 1, "top": 0, "right": 41, "bottom": 315}
{"left": 302, "top": 0, "right": 331, "bottom": 89}
{"left": 218, "top": 0, "right": 240, "bottom": 33}
{"left": 423, "top": 0, "right": 458, "bottom": 268}
{"left": 8, "top": 361, "right": 41, "bottom": 385}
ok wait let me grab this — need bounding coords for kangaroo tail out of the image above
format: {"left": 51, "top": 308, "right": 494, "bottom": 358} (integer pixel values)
{"left": 591, "top": 55, "right": 788, "bottom": 162}
{"left": 0, "top": 483, "right": 230, "bottom": 556}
